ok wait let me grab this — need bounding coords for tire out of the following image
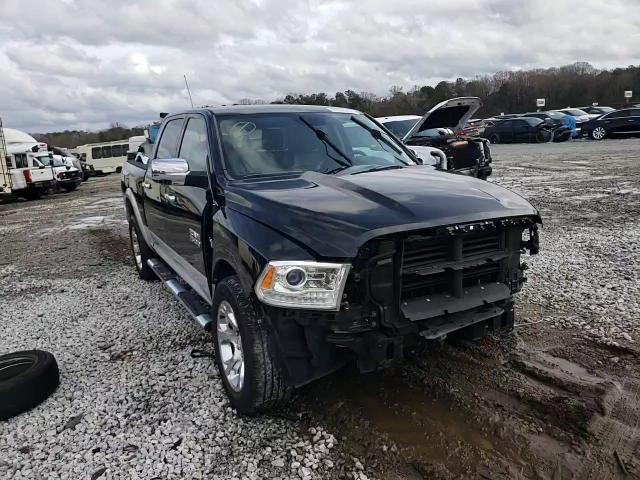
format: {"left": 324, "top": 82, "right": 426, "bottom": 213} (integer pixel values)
{"left": 488, "top": 134, "right": 499, "bottom": 144}
{"left": 23, "top": 189, "right": 42, "bottom": 201}
{"left": 535, "top": 130, "right": 551, "bottom": 143}
{"left": 591, "top": 126, "right": 606, "bottom": 140}
{"left": 129, "top": 220, "right": 156, "bottom": 280}
{"left": 212, "top": 276, "right": 291, "bottom": 414}
{"left": 63, "top": 184, "right": 78, "bottom": 192}
{"left": 0, "top": 350, "right": 60, "bottom": 420}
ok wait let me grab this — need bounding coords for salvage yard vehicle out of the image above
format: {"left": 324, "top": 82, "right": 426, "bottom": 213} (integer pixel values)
{"left": 4, "top": 151, "right": 55, "bottom": 200}
{"left": 581, "top": 107, "right": 640, "bottom": 140}
{"left": 484, "top": 117, "right": 562, "bottom": 144}
{"left": 74, "top": 139, "right": 130, "bottom": 175}
{"left": 122, "top": 105, "right": 541, "bottom": 414}
{"left": 379, "top": 98, "right": 493, "bottom": 180}
{"left": 31, "top": 152, "right": 82, "bottom": 192}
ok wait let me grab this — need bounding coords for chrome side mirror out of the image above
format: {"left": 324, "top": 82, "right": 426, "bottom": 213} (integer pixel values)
{"left": 151, "top": 158, "right": 189, "bottom": 185}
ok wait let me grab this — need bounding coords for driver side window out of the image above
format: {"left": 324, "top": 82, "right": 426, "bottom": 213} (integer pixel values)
{"left": 179, "top": 117, "right": 209, "bottom": 172}
{"left": 155, "top": 119, "right": 184, "bottom": 159}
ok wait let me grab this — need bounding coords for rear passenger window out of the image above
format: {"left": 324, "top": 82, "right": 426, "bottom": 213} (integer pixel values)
{"left": 156, "top": 119, "right": 184, "bottom": 159}
{"left": 627, "top": 109, "right": 640, "bottom": 116}
{"left": 606, "top": 111, "right": 629, "bottom": 119}
{"left": 92, "top": 147, "right": 102, "bottom": 159}
{"left": 102, "top": 146, "right": 112, "bottom": 158}
{"left": 111, "top": 145, "right": 121, "bottom": 157}
{"left": 179, "top": 118, "right": 209, "bottom": 172}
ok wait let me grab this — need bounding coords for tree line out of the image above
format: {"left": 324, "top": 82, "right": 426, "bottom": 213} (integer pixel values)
{"left": 34, "top": 62, "right": 640, "bottom": 147}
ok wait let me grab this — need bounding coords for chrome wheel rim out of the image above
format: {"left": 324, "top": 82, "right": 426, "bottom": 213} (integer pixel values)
{"left": 217, "top": 300, "right": 244, "bottom": 392}
{"left": 593, "top": 127, "right": 605, "bottom": 140}
{"left": 131, "top": 228, "right": 142, "bottom": 270}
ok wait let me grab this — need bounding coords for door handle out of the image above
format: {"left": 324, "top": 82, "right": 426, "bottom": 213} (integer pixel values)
{"left": 142, "top": 182, "right": 151, "bottom": 189}
{"left": 163, "top": 193, "right": 177, "bottom": 202}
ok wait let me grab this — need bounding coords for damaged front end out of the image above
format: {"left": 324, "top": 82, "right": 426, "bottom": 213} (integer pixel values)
{"left": 262, "top": 215, "right": 540, "bottom": 387}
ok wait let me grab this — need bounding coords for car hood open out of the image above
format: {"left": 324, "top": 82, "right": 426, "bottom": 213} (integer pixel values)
{"left": 403, "top": 97, "right": 482, "bottom": 141}
{"left": 226, "top": 167, "right": 540, "bottom": 258}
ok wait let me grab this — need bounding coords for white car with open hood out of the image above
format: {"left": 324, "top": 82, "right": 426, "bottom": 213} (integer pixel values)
{"left": 377, "top": 97, "right": 492, "bottom": 180}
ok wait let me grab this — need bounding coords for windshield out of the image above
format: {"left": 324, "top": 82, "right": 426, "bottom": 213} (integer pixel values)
{"left": 217, "top": 113, "right": 416, "bottom": 179}
{"left": 546, "top": 112, "right": 565, "bottom": 119}
{"left": 380, "top": 119, "right": 419, "bottom": 138}
{"left": 35, "top": 155, "right": 67, "bottom": 167}
{"left": 562, "top": 109, "right": 588, "bottom": 116}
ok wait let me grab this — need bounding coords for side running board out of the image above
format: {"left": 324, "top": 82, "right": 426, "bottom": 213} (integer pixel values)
{"left": 147, "top": 258, "right": 213, "bottom": 331}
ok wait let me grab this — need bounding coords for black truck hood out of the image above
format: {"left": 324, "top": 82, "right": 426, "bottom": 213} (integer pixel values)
{"left": 226, "top": 167, "right": 540, "bottom": 258}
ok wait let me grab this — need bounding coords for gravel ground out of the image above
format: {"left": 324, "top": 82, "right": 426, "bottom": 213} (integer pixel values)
{"left": 1, "top": 138, "right": 639, "bottom": 480}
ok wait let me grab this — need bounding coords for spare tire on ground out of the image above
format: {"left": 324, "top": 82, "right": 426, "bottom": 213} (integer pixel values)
{"left": 0, "top": 350, "right": 60, "bottom": 420}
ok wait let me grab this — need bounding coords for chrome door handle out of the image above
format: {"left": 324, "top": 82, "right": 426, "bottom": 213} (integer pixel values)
{"left": 142, "top": 182, "right": 151, "bottom": 189}
{"left": 163, "top": 193, "right": 177, "bottom": 202}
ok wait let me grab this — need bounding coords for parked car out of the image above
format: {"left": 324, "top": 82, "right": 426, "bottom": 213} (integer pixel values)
{"left": 2, "top": 149, "right": 56, "bottom": 200}
{"left": 121, "top": 104, "right": 541, "bottom": 414}
{"left": 579, "top": 106, "right": 615, "bottom": 116}
{"left": 555, "top": 108, "right": 591, "bottom": 124}
{"left": 520, "top": 112, "right": 572, "bottom": 141}
{"left": 31, "top": 152, "right": 82, "bottom": 192}
{"left": 581, "top": 107, "right": 640, "bottom": 140}
{"left": 483, "top": 117, "right": 556, "bottom": 143}
{"left": 379, "top": 98, "right": 493, "bottom": 180}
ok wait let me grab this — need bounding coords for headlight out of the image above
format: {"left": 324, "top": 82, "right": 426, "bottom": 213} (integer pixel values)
{"left": 255, "top": 261, "right": 351, "bottom": 310}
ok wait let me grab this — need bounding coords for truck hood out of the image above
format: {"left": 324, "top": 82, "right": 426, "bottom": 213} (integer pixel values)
{"left": 226, "top": 167, "right": 540, "bottom": 258}
{"left": 403, "top": 97, "right": 482, "bottom": 141}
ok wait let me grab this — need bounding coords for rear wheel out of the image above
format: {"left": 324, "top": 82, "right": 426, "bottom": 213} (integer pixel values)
{"left": 591, "top": 126, "right": 606, "bottom": 140}
{"left": 23, "top": 189, "right": 43, "bottom": 200}
{"left": 129, "top": 220, "right": 156, "bottom": 280}
{"left": 488, "top": 133, "right": 500, "bottom": 144}
{"left": 213, "top": 276, "right": 291, "bottom": 414}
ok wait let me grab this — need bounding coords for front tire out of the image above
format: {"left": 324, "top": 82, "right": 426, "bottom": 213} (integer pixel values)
{"left": 591, "top": 126, "right": 606, "bottom": 140}
{"left": 488, "top": 133, "right": 500, "bottom": 144}
{"left": 129, "top": 220, "right": 156, "bottom": 280}
{"left": 63, "top": 184, "right": 78, "bottom": 192}
{"left": 213, "top": 276, "right": 290, "bottom": 414}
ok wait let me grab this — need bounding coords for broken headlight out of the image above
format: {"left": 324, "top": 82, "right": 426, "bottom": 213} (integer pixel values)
{"left": 255, "top": 261, "right": 351, "bottom": 310}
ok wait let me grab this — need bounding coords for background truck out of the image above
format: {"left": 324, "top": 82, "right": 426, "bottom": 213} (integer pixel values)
{"left": 122, "top": 105, "right": 540, "bottom": 414}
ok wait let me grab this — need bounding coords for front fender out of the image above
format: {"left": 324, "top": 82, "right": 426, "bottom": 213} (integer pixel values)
{"left": 211, "top": 207, "right": 316, "bottom": 295}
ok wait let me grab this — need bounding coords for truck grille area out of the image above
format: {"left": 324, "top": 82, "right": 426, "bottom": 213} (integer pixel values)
{"left": 401, "top": 227, "right": 505, "bottom": 301}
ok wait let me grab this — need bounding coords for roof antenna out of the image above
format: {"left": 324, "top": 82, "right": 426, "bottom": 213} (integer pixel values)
{"left": 184, "top": 74, "right": 194, "bottom": 108}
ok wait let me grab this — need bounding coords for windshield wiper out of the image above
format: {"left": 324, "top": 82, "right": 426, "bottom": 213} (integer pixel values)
{"left": 349, "top": 116, "right": 407, "bottom": 162}
{"left": 298, "top": 116, "right": 352, "bottom": 169}
{"left": 350, "top": 165, "right": 404, "bottom": 175}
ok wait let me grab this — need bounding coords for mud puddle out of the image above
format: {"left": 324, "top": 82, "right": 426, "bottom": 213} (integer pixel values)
{"left": 299, "top": 336, "right": 639, "bottom": 479}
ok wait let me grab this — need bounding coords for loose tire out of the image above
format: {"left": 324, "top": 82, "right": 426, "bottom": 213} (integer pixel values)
{"left": 488, "top": 133, "right": 500, "bottom": 144}
{"left": 591, "top": 126, "right": 606, "bottom": 140}
{"left": 129, "top": 220, "right": 156, "bottom": 280}
{"left": 212, "top": 276, "right": 290, "bottom": 414}
{"left": 0, "top": 350, "right": 60, "bottom": 420}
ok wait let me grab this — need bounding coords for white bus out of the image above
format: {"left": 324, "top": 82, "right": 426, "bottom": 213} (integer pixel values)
{"left": 74, "top": 139, "right": 130, "bottom": 174}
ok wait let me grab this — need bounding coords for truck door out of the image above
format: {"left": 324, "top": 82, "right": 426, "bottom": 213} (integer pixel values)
{"left": 143, "top": 114, "right": 211, "bottom": 277}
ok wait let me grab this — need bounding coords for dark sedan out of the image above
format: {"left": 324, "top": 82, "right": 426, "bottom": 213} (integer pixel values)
{"left": 483, "top": 117, "right": 555, "bottom": 144}
{"left": 581, "top": 108, "right": 640, "bottom": 140}
{"left": 578, "top": 106, "right": 616, "bottom": 116}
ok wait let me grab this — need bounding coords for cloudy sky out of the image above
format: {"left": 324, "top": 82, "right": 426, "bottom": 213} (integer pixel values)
{"left": 1, "top": 0, "right": 639, "bottom": 132}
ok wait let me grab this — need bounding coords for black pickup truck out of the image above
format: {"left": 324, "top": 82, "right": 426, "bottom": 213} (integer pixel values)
{"left": 121, "top": 105, "right": 541, "bottom": 414}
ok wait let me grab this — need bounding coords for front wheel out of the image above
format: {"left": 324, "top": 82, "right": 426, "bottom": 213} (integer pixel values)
{"left": 591, "top": 126, "right": 606, "bottom": 140}
{"left": 213, "top": 276, "right": 291, "bottom": 414}
{"left": 488, "top": 133, "right": 500, "bottom": 144}
{"left": 63, "top": 184, "right": 78, "bottom": 192}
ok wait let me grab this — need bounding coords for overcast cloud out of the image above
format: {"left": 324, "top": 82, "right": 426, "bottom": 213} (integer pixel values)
{"left": 1, "top": 0, "right": 639, "bottom": 132}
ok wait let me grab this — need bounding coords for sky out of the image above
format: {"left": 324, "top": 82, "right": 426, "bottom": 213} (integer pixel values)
{"left": 1, "top": 0, "right": 639, "bottom": 133}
